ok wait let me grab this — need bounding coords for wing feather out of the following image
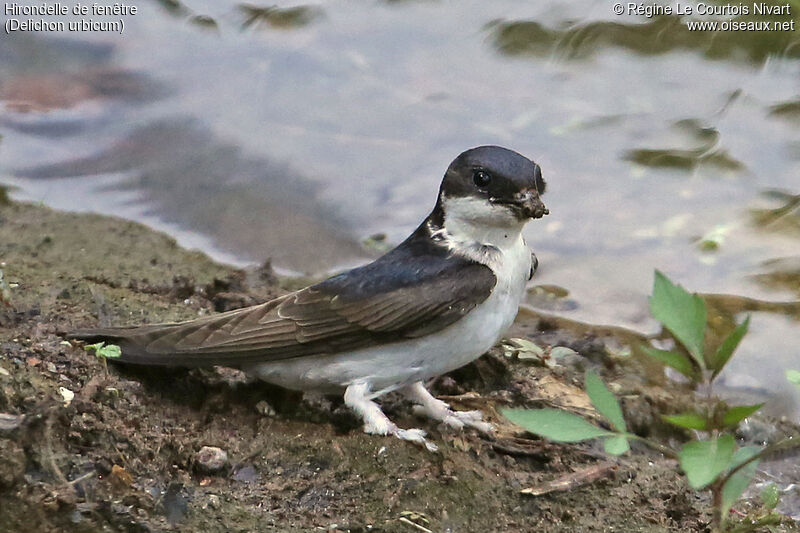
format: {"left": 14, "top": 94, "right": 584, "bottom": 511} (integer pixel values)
{"left": 68, "top": 248, "right": 497, "bottom": 367}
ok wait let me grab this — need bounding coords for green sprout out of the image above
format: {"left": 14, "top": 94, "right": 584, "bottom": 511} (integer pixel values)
{"left": 84, "top": 342, "right": 122, "bottom": 372}
{"left": 84, "top": 342, "right": 122, "bottom": 360}
{"left": 503, "top": 270, "right": 799, "bottom": 533}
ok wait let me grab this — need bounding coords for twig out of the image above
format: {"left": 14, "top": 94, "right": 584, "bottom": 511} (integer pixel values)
{"left": 397, "top": 517, "right": 433, "bottom": 533}
{"left": 520, "top": 462, "right": 617, "bottom": 496}
{"left": 68, "top": 471, "right": 96, "bottom": 486}
{"left": 491, "top": 439, "right": 551, "bottom": 458}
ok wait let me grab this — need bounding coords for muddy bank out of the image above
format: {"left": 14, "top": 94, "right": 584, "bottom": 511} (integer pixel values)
{"left": 0, "top": 199, "right": 796, "bottom": 532}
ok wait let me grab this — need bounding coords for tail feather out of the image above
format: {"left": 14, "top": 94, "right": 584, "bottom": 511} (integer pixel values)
{"left": 67, "top": 325, "right": 219, "bottom": 367}
{"left": 67, "top": 297, "right": 279, "bottom": 367}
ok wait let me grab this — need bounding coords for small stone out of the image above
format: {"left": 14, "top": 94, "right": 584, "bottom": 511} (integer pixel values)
{"left": 255, "top": 400, "right": 276, "bottom": 417}
{"left": 0, "top": 413, "right": 23, "bottom": 433}
{"left": 59, "top": 387, "right": 75, "bottom": 406}
{"left": 207, "top": 494, "right": 221, "bottom": 509}
{"left": 194, "top": 446, "right": 228, "bottom": 473}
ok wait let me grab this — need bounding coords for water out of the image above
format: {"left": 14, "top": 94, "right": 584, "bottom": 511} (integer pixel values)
{"left": 1, "top": 1, "right": 799, "bottom": 419}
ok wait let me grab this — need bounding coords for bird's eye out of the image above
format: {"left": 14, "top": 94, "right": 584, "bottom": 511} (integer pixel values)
{"left": 473, "top": 170, "right": 491, "bottom": 188}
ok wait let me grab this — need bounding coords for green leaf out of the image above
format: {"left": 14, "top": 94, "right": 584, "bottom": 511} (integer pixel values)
{"left": 502, "top": 408, "right": 613, "bottom": 443}
{"left": 584, "top": 371, "right": 626, "bottom": 432}
{"left": 650, "top": 270, "right": 707, "bottom": 365}
{"left": 640, "top": 345, "right": 698, "bottom": 381}
{"left": 85, "top": 342, "right": 122, "bottom": 360}
{"left": 84, "top": 342, "right": 105, "bottom": 353}
{"left": 722, "top": 403, "right": 764, "bottom": 428}
{"left": 678, "top": 435, "right": 736, "bottom": 489}
{"left": 709, "top": 317, "right": 750, "bottom": 377}
{"left": 603, "top": 435, "right": 630, "bottom": 455}
{"left": 721, "top": 445, "right": 762, "bottom": 518}
{"left": 662, "top": 412, "right": 708, "bottom": 431}
{"left": 98, "top": 344, "right": 122, "bottom": 359}
{"left": 787, "top": 369, "right": 800, "bottom": 391}
{"left": 761, "top": 483, "right": 780, "bottom": 510}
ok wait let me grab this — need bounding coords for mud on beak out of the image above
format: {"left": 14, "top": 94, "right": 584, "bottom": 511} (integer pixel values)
{"left": 507, "top": 189, "right": 549, "bottom": 220}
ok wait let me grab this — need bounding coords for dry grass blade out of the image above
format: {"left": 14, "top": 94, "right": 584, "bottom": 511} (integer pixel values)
{"left": 520, "top": 462, "right": 618, "bottom": 496}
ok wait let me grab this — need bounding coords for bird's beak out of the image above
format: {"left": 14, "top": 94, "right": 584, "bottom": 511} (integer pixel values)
{"left": 513, "top": 189, "right": 549, "bottom": 220}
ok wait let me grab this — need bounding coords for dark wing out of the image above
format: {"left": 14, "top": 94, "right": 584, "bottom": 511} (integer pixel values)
{"left": 69, "top": 245, "right": 496, "bottom": 367}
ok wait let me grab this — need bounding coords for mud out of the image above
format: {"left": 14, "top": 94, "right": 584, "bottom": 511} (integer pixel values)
{"left": 0, "top": 199, "right": 796, "bottom": 532}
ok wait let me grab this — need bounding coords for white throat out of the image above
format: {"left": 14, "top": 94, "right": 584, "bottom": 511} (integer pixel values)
{"left": 440, "top": 195, "right": 526, "bottom": 251}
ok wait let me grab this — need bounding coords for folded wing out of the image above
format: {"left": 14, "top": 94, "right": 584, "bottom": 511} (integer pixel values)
{"left": 69, "top": 253, "right": 496, "bottom": 367}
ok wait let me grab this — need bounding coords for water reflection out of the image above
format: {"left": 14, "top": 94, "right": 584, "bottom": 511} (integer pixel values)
{"left": 152, "top": 0, "right": 190, "bottom": 17}
{"left": 238, "top": 4, "right": 322, "bottom": 30}
{"left": 0, "top": 69, "right": 162, "bottom": 113}
{"left": 751, "top": 190, "right": 800, "bottom": 236}
{"left": 754, "top": 258, "right": 800, "bottom": 298}
{"left": 12, "top": 119, "right": 368, "bottom": 271}
{"left": 624, "top": 119, "right": 744, "bottom": 171}
{"left": 770, "top": 99, "right": 800, "bottom": 121}
{"left": 491, "top": 7, "right": 800, "bottom": 63}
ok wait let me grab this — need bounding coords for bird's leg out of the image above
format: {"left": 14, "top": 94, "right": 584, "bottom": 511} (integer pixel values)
{"left": 343, "top": 382, "right": 438, "bottom": 451}
{"left": 401, "top": 381, "right": 494, "bottom": 434}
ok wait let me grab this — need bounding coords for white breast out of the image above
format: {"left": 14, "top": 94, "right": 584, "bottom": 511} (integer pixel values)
{"left": 244, "top": 234, "right": 532, "bottom": 396}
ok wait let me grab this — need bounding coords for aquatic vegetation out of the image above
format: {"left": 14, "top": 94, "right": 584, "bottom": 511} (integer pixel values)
{"left": 238, "top": 4, "right": 321, "bottom": 30}
{"left": 624, "top": 119, "right": 744, "bottom": 173}
{"left": 751, "top": 190, "right": 800, "bottom": 236}
{"left": 504, "top": 271, "right": 800, "bottom": 533}
{"left": 489, "top": 3, "right": 800, "bottom": 65}
{"left": 769, "top": 99, "right": 800, "bottom": 122}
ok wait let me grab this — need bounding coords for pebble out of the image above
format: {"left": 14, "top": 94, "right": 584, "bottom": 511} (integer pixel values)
{"left": 207, "top": 494, "right": 221, "bottom": 509}
{"left": 255, "top": 400, "right": 276, "bottom": 417}
{"left": 59, "top": 387, "right": 75, "bottom": 406}
{"left": 194, "top": 446, "right": 228, "bottom": 473}
{"left": 0, "top": 412, "right": 24, "bottom": 432}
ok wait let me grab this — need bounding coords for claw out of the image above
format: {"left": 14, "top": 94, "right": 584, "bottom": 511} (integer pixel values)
{"left": 405, "top": 382, "right": 493, "bottom": 435}
{"left": 394, "top": 428, "right": 438, "bottom": 452}
{"left": 344, "top": 381, "right": 439, "bottom": 451}
{"left": 443, "top": 410, "right": 494, "bottom": 434}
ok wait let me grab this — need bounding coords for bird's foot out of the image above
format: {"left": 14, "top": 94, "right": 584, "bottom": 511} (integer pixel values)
{"left": 393, "top": 427, "right": 438, "bottom": 452}
{"left": 414, "top": 405, "right": 494, "bottom": 434}
{"left": 404, "top": 381, "right": 494, "bottom": 434}
{"left": 345, "top": 382, "right": 438, "bottom": 451}
{"left": 363, "top": 414, "right": 439, "bottom": 452}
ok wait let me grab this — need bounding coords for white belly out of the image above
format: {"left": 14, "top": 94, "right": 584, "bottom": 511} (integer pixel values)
{"left": 244, "top": 237, "right": 531, "bottom": 396}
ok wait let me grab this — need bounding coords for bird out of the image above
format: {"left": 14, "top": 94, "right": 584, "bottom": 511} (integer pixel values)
{"left": 69, "top": 145, "right": 549, "bottom": 451}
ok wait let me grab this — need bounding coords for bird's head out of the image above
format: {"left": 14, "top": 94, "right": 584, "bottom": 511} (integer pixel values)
{"left": 437, "top": 146, "right": 548, "bottom": 230}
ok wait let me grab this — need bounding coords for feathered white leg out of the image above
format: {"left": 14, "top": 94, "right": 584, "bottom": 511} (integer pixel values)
{"left": 402, "top": 381, "right": 494, "bottom": 434}
{"left": 344, "top": 382, "right": 438, "bottom": 451}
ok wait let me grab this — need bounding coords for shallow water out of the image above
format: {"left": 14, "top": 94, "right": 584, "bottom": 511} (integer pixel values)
{"left": 0, "top": 0, "right": 799, "bottom": 417}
